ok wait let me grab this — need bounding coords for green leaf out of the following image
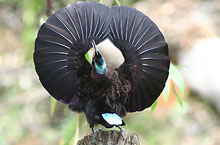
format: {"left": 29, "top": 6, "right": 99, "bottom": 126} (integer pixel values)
{"left": 169, "top": 63, "right": 185, "bottom": 97}
{"left": 63, "top": 117, "right": 78, "bottom": 145}
{"left": 173, "top": 85, "right": 183, "bottom": 108}
{"left": 162, "top": 77, "right": 171, "bottom": 101}
{"left": 85, "top": 47, "right": 95, "bottom": 64}
{"left": 50, "top": 97, "right": 57, "bottom": 116}
{"left": 40, "top": 16, "right": 47, "bottom": 25}
{"left": 115, "top": 0, "right": 121, "bottom": 6}
{"left": 85, "top": 52, "right": 91, "bottom": 64}
{"left": 151, "top": 99, "right": 158, "bottom": 112}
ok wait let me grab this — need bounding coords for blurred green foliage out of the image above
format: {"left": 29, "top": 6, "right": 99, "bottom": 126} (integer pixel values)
{"left": 169, "top": 64, "right": 185, "bottom": 98}
{"left": 0, "top": 0, "right": 140, "bottom": 62}
{"left": 151, "top": 63, "right": 185, "bottom": 111}
{"left": 62, "top": 117, "right": 77, "bottom": 145}
{"left": 1, "top": 0, "right": 219, "bottom": 145}
{"left": 21, "top": 0, "right": 45, "bottom": 60}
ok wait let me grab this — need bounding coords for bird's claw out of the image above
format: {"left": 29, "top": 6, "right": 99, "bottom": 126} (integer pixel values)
{"left": 91, "top": 128, "right": 102, "bottom": 134}
{"left": 94, "top": 128, "right": 102, "bottom": 133}
{"left": 117, "top": 126, "right": 125, "bottom": 139}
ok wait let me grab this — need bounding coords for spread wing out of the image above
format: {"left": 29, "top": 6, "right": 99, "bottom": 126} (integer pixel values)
{"left": 34, "top": 1, "right": 111, "bottom": 104}
{"left": 109, "top": 6, "right": 170, "bottom": 112}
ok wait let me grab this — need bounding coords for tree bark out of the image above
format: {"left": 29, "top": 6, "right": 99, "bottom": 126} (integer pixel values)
{"left": 77, "top": 129, "right": 140, "bottom": 145}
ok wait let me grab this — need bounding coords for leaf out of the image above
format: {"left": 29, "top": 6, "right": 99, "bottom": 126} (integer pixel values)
{"left": 173, "top": 85, "right": 183, "bottom": 108}
{"left": 40, "top": 16, "right": 46, "bottom": 25}
{"left": 85, "top": 52, "right": 90, "bottom": 64}
{"left": 63, "top": 116, "right": 78, "bottom": 145}
{"left": 115, "top": 0, "right": 121, "bottom": 6}
{"left": 169, "top": 63, "right": 185, "bottom": 97}
{"left": 151, "top": 99, "right": 158, "bottom": 112}
{"left": 85, "top": 47, "right": 95, "bottom": 64}
{"left": 50, "top": 97, "right": 57, "bottom": 116}
{"left": 162, "top": 77, "right": 171, "bottom": 101}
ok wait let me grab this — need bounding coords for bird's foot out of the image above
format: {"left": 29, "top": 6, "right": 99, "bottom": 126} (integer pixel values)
{"left": 90, "top": 124, "right": 95, "bottom": 133}
{"left": 91, "top": 128, "right": 102, "bottom": 134}
{"left": 91, "top": 128, "right": 102, "bottom": 144}
{"left": 117, "top": 126, "right": 125, "bottom": 139}
{"left": 94, "top": 128, "right": 102, "bottom": 133}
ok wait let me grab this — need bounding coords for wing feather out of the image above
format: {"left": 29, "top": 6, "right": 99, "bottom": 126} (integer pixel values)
{"left": 37, "top": 36, "right": 72, "bottom": 49}
{"left": 134, "top": 23, "right": 153, "bottom": 47}
{"left": 109, "top": 6, "right": 170, "bottom": 112}
{"left": 64, "top": 8, "right": 81, "bottom": 39}
{"left": 54, "top": 14, "right": 77, "bottom": 41}
{"left": 34, "top": 2, "right": 111, "bottom": 104}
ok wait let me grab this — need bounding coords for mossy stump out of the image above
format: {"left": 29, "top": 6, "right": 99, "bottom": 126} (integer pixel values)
{"left": 77, "top": 129, "right": 140, "bottom": 145}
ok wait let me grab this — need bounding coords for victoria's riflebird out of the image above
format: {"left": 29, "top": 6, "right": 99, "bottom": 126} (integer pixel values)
{"left": 34, "top": 1, "right": 170, "bottom": 131}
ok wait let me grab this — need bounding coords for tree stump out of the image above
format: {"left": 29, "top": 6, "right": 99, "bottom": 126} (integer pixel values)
{"left": 77, "top": 129, "right": 140, "bottom": 145}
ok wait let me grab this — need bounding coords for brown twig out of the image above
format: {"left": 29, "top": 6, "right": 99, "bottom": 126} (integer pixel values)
{"left": 46, "top": 0, "right": 53, "bottom": 16}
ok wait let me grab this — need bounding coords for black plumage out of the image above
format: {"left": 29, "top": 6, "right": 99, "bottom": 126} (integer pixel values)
{"left": 109, "top": 6, "right": 170, "bottom": 112}
{"left": 34, "top": 1, "right": 170, "bottom": 130}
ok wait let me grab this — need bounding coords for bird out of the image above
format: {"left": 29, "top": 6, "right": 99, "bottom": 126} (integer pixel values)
{"left": 33, "top": 1, "right": 170, "bottom": 132}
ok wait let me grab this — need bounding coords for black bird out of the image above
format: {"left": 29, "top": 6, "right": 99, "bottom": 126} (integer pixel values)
{"left": 34, "top": 1, "right": 170, "bottom": 131}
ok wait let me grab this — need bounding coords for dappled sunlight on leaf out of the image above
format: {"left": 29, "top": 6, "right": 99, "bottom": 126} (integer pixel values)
{"left": 151, "top": 99, "right": 158, "bottom": 112}
{"left": 50, "top": 96, "right": 57, "bottom": 116}
{"left": 60, "top": 113, "right": 79, "bottom": 145}
{"left": 158, "top": 63, "right": 187, "bottom": 108}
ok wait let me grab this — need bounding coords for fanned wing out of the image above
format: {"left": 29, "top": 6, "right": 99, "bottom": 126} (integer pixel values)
{"left": 109, "top": 6, "right": 170, "bottom": 112}
{"left": 34, "top": 2, "right": 111, "bottom": 104}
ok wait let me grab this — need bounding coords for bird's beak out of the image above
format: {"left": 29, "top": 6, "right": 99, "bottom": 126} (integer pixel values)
{"left": 92, "top": 40, "right": 98, "bottom": 57}
{"left": 85, "top": 40, "right": 97, "bottom": 64}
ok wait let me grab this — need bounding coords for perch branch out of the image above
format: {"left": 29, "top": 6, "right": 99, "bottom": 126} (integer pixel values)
{"left": 77, "top": 129, "right": 140, "bottom": 145}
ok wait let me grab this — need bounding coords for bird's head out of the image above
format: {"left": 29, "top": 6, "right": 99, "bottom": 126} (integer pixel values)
{"left": 91, "top": 40, "right": 107, "bottom": 75}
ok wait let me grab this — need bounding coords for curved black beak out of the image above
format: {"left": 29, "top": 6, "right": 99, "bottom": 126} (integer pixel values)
{"left": 92, "top": 40, "right": 98, "bottom": 57}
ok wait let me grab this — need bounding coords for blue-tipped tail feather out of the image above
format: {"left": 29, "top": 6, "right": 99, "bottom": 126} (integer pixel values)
{"left": 102, "top": 113, "right": 123, "bottom": 126}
